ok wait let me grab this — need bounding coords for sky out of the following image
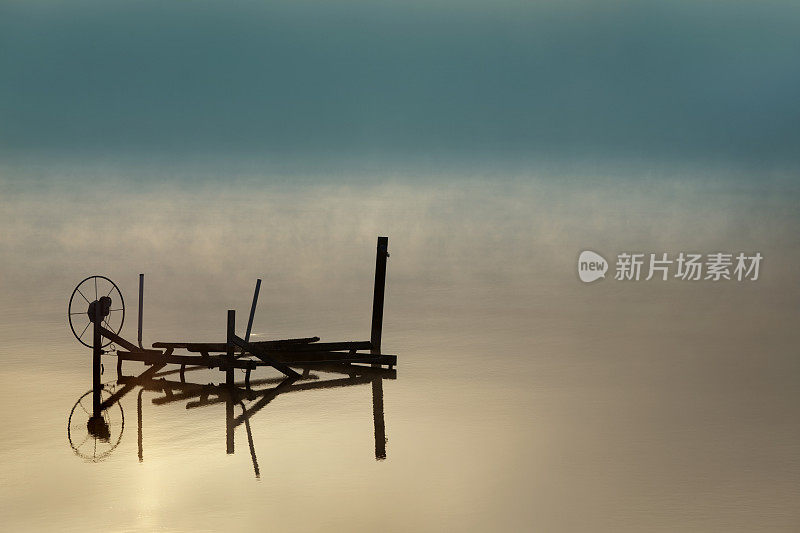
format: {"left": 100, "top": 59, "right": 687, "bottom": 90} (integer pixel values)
{"left": 1, "top": 0, "right": 799, "bottom": 174}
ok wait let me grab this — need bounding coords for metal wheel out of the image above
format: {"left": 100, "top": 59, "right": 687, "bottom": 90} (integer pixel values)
{"left": 67, "top": 388, "right": 125, "bottom": 462}
{"left": 68, "top": 275, "right": 125, "bottom": 348}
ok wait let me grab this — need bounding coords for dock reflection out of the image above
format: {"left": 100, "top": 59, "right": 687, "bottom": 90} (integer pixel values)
{"left": 67, "top": 363, "right": 395, "bottom": 476}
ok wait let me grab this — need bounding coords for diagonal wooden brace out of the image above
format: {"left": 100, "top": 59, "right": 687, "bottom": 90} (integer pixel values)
{"left": 99, "top": 325, "right": 155, "bottom": 354}
{"left": 230, "top": 334, "right": 301, "bottom": 379}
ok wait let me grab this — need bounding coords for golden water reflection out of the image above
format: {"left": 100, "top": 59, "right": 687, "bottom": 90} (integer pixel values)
{"left": 68, "top": 363, "right": 393, "bottom": 474}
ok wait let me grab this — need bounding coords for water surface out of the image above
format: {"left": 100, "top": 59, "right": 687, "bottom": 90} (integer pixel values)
{"left": 0, "top": 170, "right": 798, "bottom": 531}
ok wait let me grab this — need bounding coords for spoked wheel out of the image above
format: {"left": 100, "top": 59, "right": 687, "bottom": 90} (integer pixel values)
{"left": 67, "top": 388, "right": 125, "bottom": 462}
{"left": 68, "top": 275, "right": 125, "bottom": 348}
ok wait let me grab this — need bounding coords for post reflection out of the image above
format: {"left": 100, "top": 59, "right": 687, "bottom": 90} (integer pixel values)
{"left": 67, "top": 362, "right": 395, "bottom": 476}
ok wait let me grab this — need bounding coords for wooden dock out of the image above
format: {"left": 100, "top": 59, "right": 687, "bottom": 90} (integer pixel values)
{"left": 70, "top": 237, "right": 396, "bottom": 416}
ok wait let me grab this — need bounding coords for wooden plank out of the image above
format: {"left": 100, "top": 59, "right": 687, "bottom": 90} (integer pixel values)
{"left": 152, "top": 337, "right": 320, "bottom": 352}
{"left": 118, "top": 348, "right": 164, "bottom": 356}
{"left": 151, "top": 341, "right": 217, "bottom": 349}
{"left": 268, "top": 341, "right": 373, "bottom": 352}
{"left": 116, "top": 350, "right": 258, "bottom": 370}
{"left": 253, "top": 337, "right": 320, "bottom": 346}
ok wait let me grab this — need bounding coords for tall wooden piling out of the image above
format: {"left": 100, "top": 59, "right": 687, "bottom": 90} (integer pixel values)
{"left": 371, "top": 236, "right": 389, "bottom": 354}
{"left": 370, "top": 237, "right": 389, "bottom": 457}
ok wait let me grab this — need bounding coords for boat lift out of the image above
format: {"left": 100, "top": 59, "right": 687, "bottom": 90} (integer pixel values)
{"left": 66, "top": 237, "right": 396, "bottom": 457}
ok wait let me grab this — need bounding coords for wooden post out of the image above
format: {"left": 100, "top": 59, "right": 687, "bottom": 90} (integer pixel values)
{"left": 370, "top": 236, "right": 389, "bottom": 354}
{"left": 92, "top": 305, "right": 102, "bottom": 416}
{"left": 226, "top": 310, "right": 235, "bottom": 388}
{"left": 369, "top": 239, "right": 389, "bottom": 458}
{"left": 226, "top": 311, "right": 236, "bottom": 454}
{"left": 137, "top": 273, "right": 145, "bottom": 349}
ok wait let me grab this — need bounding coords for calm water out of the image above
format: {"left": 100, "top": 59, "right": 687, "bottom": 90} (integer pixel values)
{"left": 1, "top": 170, "right": 799, "bottom": 531}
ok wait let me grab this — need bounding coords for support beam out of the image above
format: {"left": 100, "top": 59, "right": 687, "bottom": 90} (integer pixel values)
{"left": 99, "top": 325, "right": 145, "bottom": 354}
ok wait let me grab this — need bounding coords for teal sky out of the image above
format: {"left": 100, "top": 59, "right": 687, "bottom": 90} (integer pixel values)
{"left": 1, "top": 0, "right": 799, "bottom": 172}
